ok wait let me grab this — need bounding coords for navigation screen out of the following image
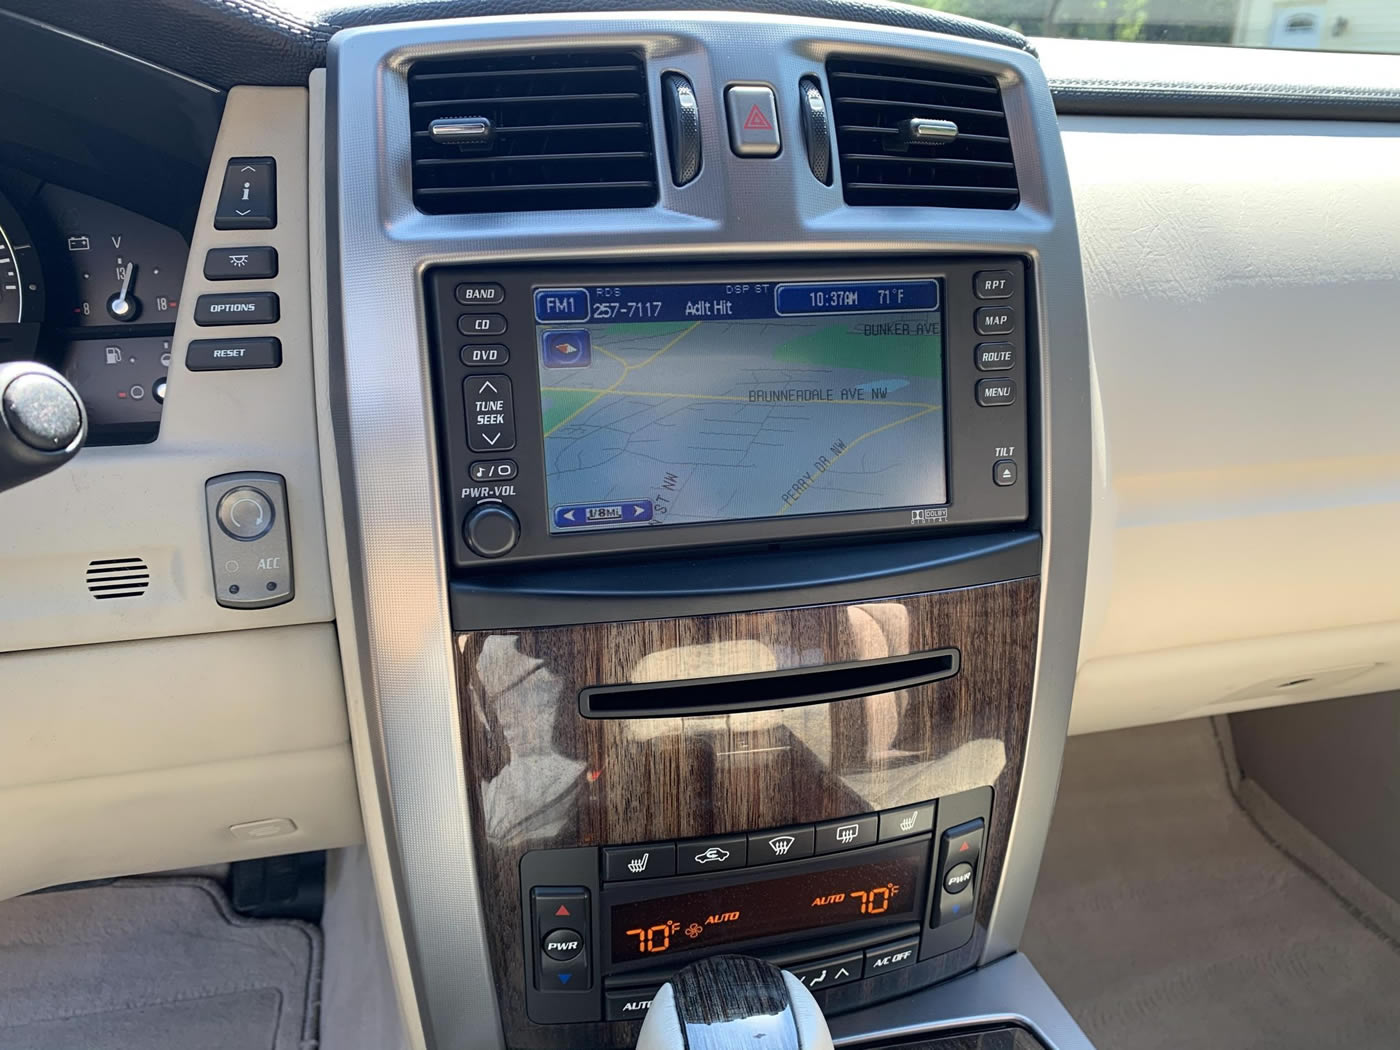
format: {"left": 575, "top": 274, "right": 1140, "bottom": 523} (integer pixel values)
{"left": 534, "top": 278, "right": 945, "bottom": 533}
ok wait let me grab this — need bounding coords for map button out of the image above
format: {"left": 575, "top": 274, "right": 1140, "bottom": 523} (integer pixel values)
{"left": 464, "top": 374, "right": 516, "bottom": 452}
{"left": 535, "top": 288, "right": 590, "bottom": 322}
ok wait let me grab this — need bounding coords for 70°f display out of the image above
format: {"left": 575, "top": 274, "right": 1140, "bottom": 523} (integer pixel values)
{"left": 608, "top": 841, "right": 926, "bottom": 964}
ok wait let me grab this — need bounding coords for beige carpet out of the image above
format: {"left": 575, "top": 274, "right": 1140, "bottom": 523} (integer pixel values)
{"left": 1022, "top": 718, "right": 1400, "bottom": 1050}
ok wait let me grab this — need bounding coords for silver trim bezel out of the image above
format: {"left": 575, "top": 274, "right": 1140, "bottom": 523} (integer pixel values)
{"left": 326, "top": 14, "right": 1091, "bottom": 1049}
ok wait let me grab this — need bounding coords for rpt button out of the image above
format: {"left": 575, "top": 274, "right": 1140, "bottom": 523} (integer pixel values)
{"left": 464, "top": 374, "right": 516, "bottom": 452}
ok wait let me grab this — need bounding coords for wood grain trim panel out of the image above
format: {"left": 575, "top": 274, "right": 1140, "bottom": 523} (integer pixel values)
{"left": 457, "top": 577, "right": 1039, "bottom": 1049}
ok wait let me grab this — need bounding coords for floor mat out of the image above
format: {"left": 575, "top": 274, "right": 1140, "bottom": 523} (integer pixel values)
{"left": 1021, "top": 718, "right": 1400, "bottom": 1050}
{"left": 0, "top": 877, "right": 320, "bottom": 1050}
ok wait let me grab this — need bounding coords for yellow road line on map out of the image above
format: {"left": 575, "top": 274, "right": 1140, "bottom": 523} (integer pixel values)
{"left": 542, "top": 322, "right": 702, "bottom": 437}
{"left": 778, "top": 406, "right": 938, "bottom": 515}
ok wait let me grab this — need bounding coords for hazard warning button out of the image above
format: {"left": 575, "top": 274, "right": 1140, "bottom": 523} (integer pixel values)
{"left": 725, "top": 84, "right": 781, "bottom": 157}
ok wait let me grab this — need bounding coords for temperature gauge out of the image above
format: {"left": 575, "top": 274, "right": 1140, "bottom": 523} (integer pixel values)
{"left": 41, "top": 184, "right": 187, "bottom": 327}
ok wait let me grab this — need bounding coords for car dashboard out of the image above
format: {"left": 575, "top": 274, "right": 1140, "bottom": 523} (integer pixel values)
{"left": 2, "top": 4, "right": 1399, "bottom": 1050}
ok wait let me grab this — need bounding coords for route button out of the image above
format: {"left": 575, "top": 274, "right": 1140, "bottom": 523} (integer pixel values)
{"left": 464, "top": 374, "right": 516, "bottom": 452}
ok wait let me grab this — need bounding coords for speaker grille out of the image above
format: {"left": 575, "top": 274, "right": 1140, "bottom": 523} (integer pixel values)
{"left": 86, "top": 557, "right": 150, "bottom": 599}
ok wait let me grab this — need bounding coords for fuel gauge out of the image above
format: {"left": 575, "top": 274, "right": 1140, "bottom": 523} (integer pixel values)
{"left": 41, "top": 184, "right": 187, "bottom": 328}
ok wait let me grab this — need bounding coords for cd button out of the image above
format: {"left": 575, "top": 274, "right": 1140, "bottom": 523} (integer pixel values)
{"left": 457, "top": 312, "right": 508, "bottom": 337}
{"left": 604, "top": 843, "right": 676, "bottom": 882}
{"left": 789, "top": 951, "right": 863, "bottom": 991}
{"left": 814, "top": 814, "right": 878, "bottom": 855}
{"left": 677, "top": 835, "right": 748, "bottom": 874}
{"left": 747, "top": 826, "right": 815, "bottom": 866}
{"left": 863, "top": 937, "right": 920, "bottom": 979}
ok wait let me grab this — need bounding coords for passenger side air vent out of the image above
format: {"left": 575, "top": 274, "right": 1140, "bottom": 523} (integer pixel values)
{"left": 86, "top": 557, "right": 150, "bottom": 600}
{"left": 408, "top": 51, "right": 659, "bottom": 214}
{"left": 827, "top": 58, "right": 1018, "bottom": 209}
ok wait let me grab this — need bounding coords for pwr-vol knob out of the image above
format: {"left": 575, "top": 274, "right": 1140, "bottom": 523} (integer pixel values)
{"left": 464, "top": 503, "right": 519, "bottom": 558}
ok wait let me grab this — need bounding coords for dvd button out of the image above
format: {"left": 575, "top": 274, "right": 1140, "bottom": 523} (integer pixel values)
{"left": 461, "top": 344, "right": 509, "bottom": 367}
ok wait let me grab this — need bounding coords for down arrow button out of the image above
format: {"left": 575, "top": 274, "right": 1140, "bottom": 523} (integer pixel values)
{"left": 464, "top": 374, "right": 516, "bottom": 452}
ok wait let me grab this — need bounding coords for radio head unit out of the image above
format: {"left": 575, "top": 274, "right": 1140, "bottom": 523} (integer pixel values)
{"left": 427, "top": 259, "right": 1028, "bottom": 566}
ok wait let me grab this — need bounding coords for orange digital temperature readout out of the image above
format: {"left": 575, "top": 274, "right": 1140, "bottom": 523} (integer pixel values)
{"left": 608, "top": 840, "right": 927, "bottom": 964}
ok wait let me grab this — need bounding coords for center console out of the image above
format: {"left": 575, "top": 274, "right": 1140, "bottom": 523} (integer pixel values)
{"left": 326, "top": 12, "right": 1090, "bottom": 1050}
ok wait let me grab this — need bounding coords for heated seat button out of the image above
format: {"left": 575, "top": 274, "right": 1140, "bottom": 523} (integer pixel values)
{"left": 604, "top": 843, "right": 676, "bottom": 882}
{"left": 214, "top": 158, "right": 276, "bottom": 230}
{"left": 878, "top": 802, "right": 935, "bottom": 841}
{"left": 542, "top": 928, "right": 585, "bottom": 961}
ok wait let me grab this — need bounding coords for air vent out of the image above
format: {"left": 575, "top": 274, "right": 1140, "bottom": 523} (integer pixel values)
{"left": 408, "top": 51, "right": 659, "bottom": 214}
{"left": 86, "top": 557, "right": 150, "bottom": 600}
{"left": 827, "top": 58, "right": 1019, "bottom": 209}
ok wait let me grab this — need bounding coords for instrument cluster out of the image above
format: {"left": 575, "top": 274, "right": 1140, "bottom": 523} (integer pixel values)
{"left": 0, "top": 178, "right": 188, "bottom": 444}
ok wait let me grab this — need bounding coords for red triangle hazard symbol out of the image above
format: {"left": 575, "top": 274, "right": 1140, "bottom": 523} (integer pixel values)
{"left": 555, "top": 904, "right": 571, "bottom": 916}
{"left": 959, "top": 842, "right": 970, "bottom": 852}
{"left": 743, "top": 105, "right": 773, "bottom": 131}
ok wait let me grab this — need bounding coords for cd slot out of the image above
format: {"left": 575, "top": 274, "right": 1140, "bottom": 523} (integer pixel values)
{"left": 579, "top": 648, "right": 959, "bottom": 718}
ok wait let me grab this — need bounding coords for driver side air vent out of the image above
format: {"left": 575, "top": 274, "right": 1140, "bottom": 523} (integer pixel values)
{"left": 827, "top": 58, "right": 1019, "bottom": 209}
{"left": 408, "top": 51, "right": 659, "bottom": 214}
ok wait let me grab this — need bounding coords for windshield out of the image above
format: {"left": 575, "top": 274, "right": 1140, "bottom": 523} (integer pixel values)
{"left": 897, "top": 1, "right": 1400, "bottom": 55}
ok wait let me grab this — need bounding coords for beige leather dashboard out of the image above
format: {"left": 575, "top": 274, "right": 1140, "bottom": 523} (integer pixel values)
{"left": 1064, "top": 113, "right": 1400, "bottom": 732}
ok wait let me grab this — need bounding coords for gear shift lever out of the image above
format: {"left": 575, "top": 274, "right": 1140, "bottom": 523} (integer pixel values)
{"left": 636, "top": 955, "right": 835, "bottom": 1050}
